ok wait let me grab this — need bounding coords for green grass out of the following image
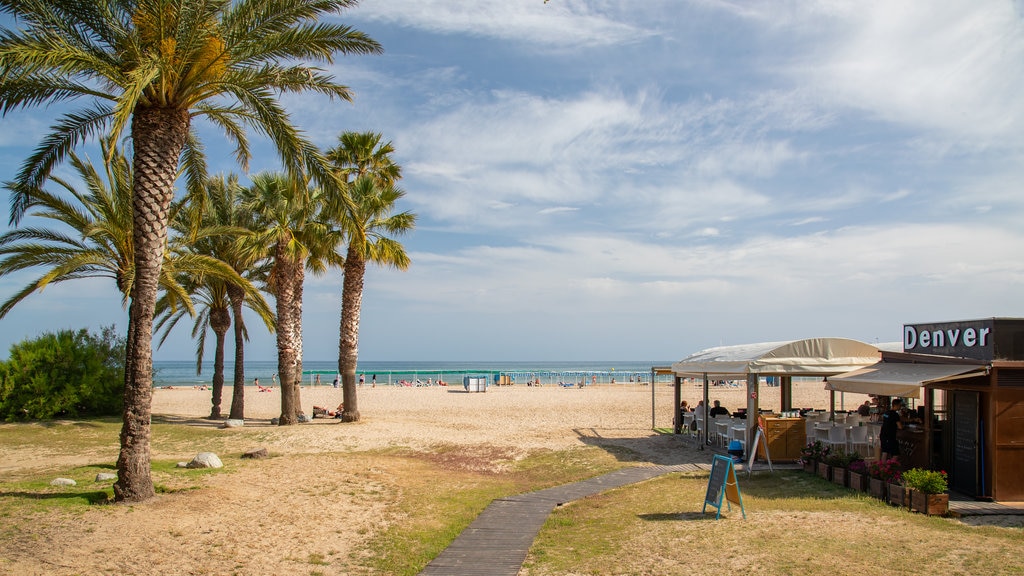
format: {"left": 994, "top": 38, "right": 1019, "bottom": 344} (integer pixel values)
{"left": 358, "top": 446, "right": 625, "bottom": 576}
{"left": 523, "top": 471, "right": 1024, "bottom": 576}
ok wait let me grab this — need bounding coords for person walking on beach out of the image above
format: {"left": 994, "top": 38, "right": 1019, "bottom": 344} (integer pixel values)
{"left": 332, "top": 376, "right": 339, "bottom": 388}
{"left": 372, "top": 374, "right": 376, "bottom": 387}
{"left": 315, "top": 374, "right": 321, "bottom": 386}
{"left": 359, "top": 374, "right": 365, "bottom": 386}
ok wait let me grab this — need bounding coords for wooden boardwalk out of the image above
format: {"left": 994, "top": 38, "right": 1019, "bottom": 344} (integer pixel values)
{"left": 418, "top": 463, "right": 706, "bottom": 576}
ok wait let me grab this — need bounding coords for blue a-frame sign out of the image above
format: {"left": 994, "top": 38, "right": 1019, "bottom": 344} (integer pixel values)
{"left": 702, "top": 455, "right": 746, "bottom": 519}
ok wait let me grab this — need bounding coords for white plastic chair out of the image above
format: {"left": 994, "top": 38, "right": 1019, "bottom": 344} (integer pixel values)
{"left": 825, "top": 424, "right": 848, "bottom": 453}
{"left": 729, "top": 424, "right": 747, "bottom": 453}
{"left": 849, "top": 425, "right": 871, "bottom": 457}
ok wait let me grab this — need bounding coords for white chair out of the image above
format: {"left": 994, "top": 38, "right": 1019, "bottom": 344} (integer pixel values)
{"left": 814, "top": 422, "right": 831, "bottom": 443}
{"left": 833, "top": 412, "right": 848, "bottom": 424}
{"left": 849, "top": 425, "right": 871, "bottom": 457}
{"left": 825, "top": 424, "right": 848, "bottom": 453}
{"left": 729, "top": 424, "right": 747, "bottom": 453}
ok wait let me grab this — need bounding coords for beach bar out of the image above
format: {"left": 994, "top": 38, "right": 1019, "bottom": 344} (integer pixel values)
{"left": 828, "top": 318, "right": 1024, "bottom": 502}
{"left": 667, "top": 338, "right": 891, "bottom": 460}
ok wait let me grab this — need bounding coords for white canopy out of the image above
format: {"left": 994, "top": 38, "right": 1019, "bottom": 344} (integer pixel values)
{"left": 671, "top": 338, "right": 887, "bottom": 377}
{"left": 825, "top": 363, "right": 987, "bottom": 398}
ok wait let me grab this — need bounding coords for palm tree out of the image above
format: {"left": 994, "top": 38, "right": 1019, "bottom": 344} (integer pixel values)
{"left": 155, "top": 181, "right": 274, "bottom": 420}
{"left": 0, "top": 0, "right": 381, "bottom": 502}
{"left": 241, "top": 172, "right": 342, "bottom": 425}
{"left": 191, "top": 175, "right": 274, "bottom": 421}
{"left": 327, "top": 132, "right": 413, "bottom": 422}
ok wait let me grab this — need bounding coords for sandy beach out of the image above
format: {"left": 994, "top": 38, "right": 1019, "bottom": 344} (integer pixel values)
{"left": 150, "top": 379, "right": 866, "bottom": 456}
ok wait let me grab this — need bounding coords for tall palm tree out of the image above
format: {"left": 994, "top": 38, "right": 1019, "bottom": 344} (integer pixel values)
{"left": 326, "top": 132, "right": 413, "bottom": 421}
{"left": 241, "top": 172, "right": 342, "bottom": 425}
{"left": 0, "top": 0, "right": 381, "bottom": 502}
{"left": 190, "top": 175, "right": 274, "bottom": 421}
{"left": 155, "top": 182, "right": 274, "bottom": 420}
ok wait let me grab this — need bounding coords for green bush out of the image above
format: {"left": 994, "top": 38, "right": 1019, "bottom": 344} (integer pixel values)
{"left": 902, "top": 468, "right": 948, "bottom": 494}
{"left": 0, "top": 326, "right": 125, "bottom": 421}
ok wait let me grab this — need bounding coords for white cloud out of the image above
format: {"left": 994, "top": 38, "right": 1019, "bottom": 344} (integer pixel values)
{"left": 350, "top": 0, "right": 651, "bottom": 48}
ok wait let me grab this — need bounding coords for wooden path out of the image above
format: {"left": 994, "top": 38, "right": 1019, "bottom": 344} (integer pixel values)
{"left": 418, "top": 463, "right": 707, "bottom": 576}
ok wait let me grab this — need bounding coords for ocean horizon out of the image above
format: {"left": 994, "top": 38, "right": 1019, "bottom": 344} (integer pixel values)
{"left": 153, "top": 359, "right": 675, "bottom": 387}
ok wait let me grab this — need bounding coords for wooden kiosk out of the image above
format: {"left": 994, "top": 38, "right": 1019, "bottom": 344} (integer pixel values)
{"left": 828, "top": 318, "right": 1024, "bottom": 502}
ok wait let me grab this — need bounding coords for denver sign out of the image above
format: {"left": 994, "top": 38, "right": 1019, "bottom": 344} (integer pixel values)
{"left": 903, "top": 319, "right": 998, "bottom": 361}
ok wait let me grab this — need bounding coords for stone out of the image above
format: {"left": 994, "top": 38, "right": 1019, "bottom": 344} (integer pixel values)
{"left": 95, "top": 472, "right": 117, "bottom": 482}
{"left": 270, "top": 417, "right": 279, "bottom": 425}
{"left": 186, "top": 452, "right": 223, "bottom": 469}
{"left": 241, "top": 448, "right": 269, "bottom": 459}
{"left": 222, "top": 419, "right": 244, "bottom": 428}
{"left": 297, "top": 413, "right": 310, "bottom": 423}
{"left": 176, "top": 462, "right": 189, "bottom": 468}
{"left": 50, "top": 477, "right": 76, "bottom": 486}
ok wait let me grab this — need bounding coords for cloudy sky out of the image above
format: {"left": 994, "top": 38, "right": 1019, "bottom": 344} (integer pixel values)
{"left": 2, "top": 0, "right": 1024, "bottom": 363}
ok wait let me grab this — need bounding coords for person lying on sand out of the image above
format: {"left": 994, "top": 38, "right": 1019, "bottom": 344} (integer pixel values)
{"left": 312, "top": 403, "right": 344, "bottom": 418}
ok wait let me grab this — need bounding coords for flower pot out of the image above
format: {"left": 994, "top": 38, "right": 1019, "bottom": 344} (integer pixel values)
{"left": 802, "top": 459, "right": 816, "bottom": 474}
{"left": 848, "top": 471, "right": 868, "bottom": 492}
{"left": 868, "top": 477, "right": 887, "bottom": 500}
{"left": 910, "top": 491, "right": 949, "bottom": 516}
{"left": 831, "top": 466, "right": 847, "bottom": 487}
{"left": 817, "top": 462, "right": 831, "bottom": 481}
{"left": 888, "top": 483, "right": 909, "bottom": 508}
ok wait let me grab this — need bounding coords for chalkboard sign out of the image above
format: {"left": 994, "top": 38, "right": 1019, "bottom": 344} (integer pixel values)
{"left": 702, "top": 455, "right": 746, "bottom": 519}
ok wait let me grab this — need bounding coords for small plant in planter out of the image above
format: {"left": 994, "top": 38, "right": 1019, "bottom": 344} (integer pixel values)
{"left": 903, "top": 468, "right": 949, "bottom": 515}
{"left": 867, "top": 457, "right": 901, "bottom": 501}
{"left": 847, "top": 458, "right": 869, "bottom": 491}
{"left": 824, "top": 448, "right": 861, "bottom": 487}
{"left": 799, "top": 440, "right": 829, "bottom": 473}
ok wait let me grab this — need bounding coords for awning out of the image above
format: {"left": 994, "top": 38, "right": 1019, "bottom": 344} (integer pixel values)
{"left": 826, "top": 363, "right": 988, "bottom": 397}
{"left": 671, "top": 338, "right": 889, "bottom": 377}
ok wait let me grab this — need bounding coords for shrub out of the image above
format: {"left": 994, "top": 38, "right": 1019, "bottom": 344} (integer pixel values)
{"left": 902, "top": 468, "right": 948, "bottom": 494}
{"left": 824, "top": 448, "right": 862, "bottom": 468}
{"left": 798, "top": 440, "right": 829, "bottom": 465}
{"left": 0, "top": 326, "right": 125, "bottom": 421}
{"left": 848, "top": 459, "right": 868, "bottom": 475}
{"left": 868, "top": 457, "right": 902, "bottom": 484}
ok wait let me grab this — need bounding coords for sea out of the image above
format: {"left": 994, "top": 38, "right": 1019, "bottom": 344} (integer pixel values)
{"left": 153, "top": 360, "right": 676, "bottom": 388}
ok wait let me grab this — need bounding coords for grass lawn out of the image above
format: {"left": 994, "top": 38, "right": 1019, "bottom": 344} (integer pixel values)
{"left": 523, "top": 471, "right": 1024, "bottom": 576}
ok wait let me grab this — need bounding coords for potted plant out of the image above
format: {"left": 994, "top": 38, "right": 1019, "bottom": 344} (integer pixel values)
{"left": 887, "top": 472, "right": 909, "bottom": 508}
{"left": 824, "top": 448, "right": 860, "bottom": 488}
{"left": 799, "top": 440, "right": 828, "bottom": 474}
{"left": 903, "top": 468, "right": 949, "bottom": 515}
{"left": 867, "top": 457, "right": 901, "bottom": 501}
{"left": 847, "top": 458, "right": 869, "bottom": 492}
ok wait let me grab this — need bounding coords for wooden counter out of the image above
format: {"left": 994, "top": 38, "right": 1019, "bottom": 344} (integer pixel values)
{"left": 759, "top": 417, "right": 806, "bottom": 461}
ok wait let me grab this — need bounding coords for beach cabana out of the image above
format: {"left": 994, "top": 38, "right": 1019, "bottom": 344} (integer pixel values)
{"left": 666, "top": 338, "right": 889, "bottom": 457}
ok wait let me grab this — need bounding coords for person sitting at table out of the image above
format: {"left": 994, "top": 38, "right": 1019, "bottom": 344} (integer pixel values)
{"left": 857, "top": 400, "right": 871, "bottom": 416}
{"left": 709, "top": 400, "right": 729, "bottom": 417}
{"left": 680, "top": 400, "right": 692, "bottom": 412}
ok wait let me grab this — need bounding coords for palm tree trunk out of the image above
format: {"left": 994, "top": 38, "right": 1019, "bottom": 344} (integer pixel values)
{"left": 227, "top": 284, "right": 246, "bottom": 420}
{"left": 291, "top": 266, "right": 304, "bottom": 418}
{"left": 339, "top": 248, "right": 365, "bottom": 422}
{"left": 114, "top": 106, "right": 190, "bottom": 503}
{"left": 207, "top": 325, "right": 226, "bottom": 414}
{"left": 275, "top": 241, "right": 301, "bottom": 425}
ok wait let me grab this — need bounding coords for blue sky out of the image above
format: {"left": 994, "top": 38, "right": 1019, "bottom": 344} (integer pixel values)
{"left": 2, "top": 0, "right": 1024, "bottom": 363}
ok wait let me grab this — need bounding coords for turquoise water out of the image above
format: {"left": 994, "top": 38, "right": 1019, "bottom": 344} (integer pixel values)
{"left": 153, "top": 360, "right": 675, "bottom": 387}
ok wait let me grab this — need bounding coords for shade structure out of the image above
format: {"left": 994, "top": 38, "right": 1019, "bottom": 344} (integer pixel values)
{"left": 825, "top": 362, "right": 988, "bottom": 398}
{"left": 671, "top": 338, "right": 890, "bottom": 377}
